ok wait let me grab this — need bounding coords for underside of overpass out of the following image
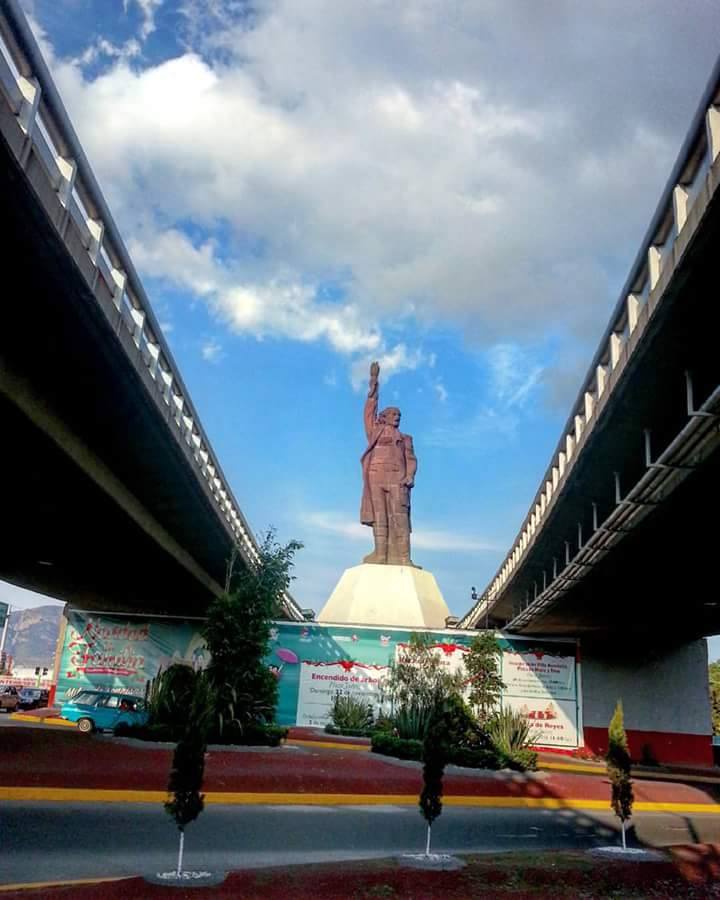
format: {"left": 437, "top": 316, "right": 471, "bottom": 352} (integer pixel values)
{"left": 484, "top": 153, "right": 720, "bottom": 646}
{"left": 1, "top": 128, "right": 243, "bottom": 616}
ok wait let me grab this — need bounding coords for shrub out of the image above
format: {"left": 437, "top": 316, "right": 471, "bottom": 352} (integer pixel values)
{"left": 203, "top": 532, "right": 302, "bottom": 733}
{"left": 487, "top": 707, "right": 539, "bottom": 755}
{"left": 324, "top": 725, "right": 374, "bottom": 738}
{"left": 371, "top": 732, "right": 423, "bottom": 761}
{"left": 115, "top": 720, "right": 288, "bottom": 747}
{"left": 393, "top": 702, "right": 434, "bottom": 740}
{"left": 607, "top": 699, "right": 634, "bottom": 849}
{"left": 147, "top": 664, "right": 198, "bottom": 730}
{"left": 464, "top": 632, "right": 505, "bottom": 723}
{"left": 384, "top": 633, "right": 464, "bottom": 713}
{"left": 329, "top": 692, "right": 374, "bottom": 732}
{"left": 498, "top": 748, "right": 538, "bottom": 772}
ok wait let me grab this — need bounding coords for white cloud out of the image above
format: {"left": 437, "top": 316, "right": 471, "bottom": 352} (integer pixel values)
{"left": 37, "top": 1, "right": 720, "bottom": 377}
{"left": 433, "top": 380, "right": 448, "bottom": 403}
{"left": 124, "top": 0, "right": 164, "bottom": 41}
{"left": 486, "top": 343, "right": 544, "bottom": 409}
{"left": 128, "top": 227, "right": 383, "bottom": 358}
{"left": 304, "top": 511, "right": 500, "bottom": 553}
{"left": 201, "top": 338, "right": 223, "bottom": 362}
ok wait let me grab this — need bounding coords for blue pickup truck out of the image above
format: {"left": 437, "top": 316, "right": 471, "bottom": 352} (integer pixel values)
{"left": 60, "top": 690, "right": 148, "bottom": 733}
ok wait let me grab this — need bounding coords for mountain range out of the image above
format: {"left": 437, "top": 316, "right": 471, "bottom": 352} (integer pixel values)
{"left": 3, "top": 605, "right": 64, "bottom": 667}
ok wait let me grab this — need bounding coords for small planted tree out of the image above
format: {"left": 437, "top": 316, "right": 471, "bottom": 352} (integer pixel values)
{"left": 384, "top": 633, "right": 464, "bottom": 730}
{"left": 606, "top": 699, "right": 634, "bottom": 850}
{"left": 164, "top": 670, "right": 217, "bottom": 878}
{"left": 464, "top": 632, "right": 505, "bottom": 723}
{"left": 420, "top": 704, "right": 446, "bottom": 856}
{"left": 203, "top": 530, "right": 302, "bottom": 737}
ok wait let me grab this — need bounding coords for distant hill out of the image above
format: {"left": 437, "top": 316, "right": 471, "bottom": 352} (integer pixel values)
{"left": 4, "top": 605, "right": 64, "bottom": 667}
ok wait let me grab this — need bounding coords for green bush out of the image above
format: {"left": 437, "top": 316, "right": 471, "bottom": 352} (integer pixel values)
{"left": 393, "top": 702, "right": 433, "bottom": 740}
{"left": 329, "top": 692, "right": 374, "bottom": 732}
{"left": 324, "top": 724, "right": 374, "bottom": 738}
{"left": 371, "top": 732, "right": 423, "bottom": 760}
{"left": 371, "top": 727, "right": 537, "bottom": 772}
{"left": 147, "top": 664, "right": 199, "bottom": 730}
{"left": 114, "top": 721, "right": 180, "bottom": 742}
{"left": 487, "top": 707, "right": 539, "bottom": 754}
{"left": 498, "top": 748, "right": 538, "bottom": 771}
{"left": 115, "top": 720, "right": 287, "bottom": 747}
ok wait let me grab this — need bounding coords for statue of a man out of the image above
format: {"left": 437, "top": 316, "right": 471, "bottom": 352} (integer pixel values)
{"left": 360, "top": 361, "right": 417, "bottom": 566}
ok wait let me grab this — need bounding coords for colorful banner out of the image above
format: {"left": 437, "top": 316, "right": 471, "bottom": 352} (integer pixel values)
{"left": 502, "top": 696, "right": 579, "bottom": 748}
{"left": 501, "top": 643, "right": 576, "bottom": 700}
{"left": 55, "top": 611, "right": 208, "bottom": 702}
{"left": 55, "top": 612, "right": 581, "bottom": 748}
{"left": 296, "top": 660, "right": 389, "bottom": 727}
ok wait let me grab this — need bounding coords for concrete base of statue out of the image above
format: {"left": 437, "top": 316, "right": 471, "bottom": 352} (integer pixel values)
{"left": 316, "top": 564, "right": 451, "bottom": 629}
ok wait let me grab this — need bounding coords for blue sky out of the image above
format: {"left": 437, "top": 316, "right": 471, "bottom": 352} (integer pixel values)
{"left": 5, "top": 1, "right": 720, "bottom": 659}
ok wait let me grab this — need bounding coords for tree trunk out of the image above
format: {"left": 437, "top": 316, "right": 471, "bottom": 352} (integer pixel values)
{"left": 177, "top": 828, "right": 185, "bottom": 876}
{"left": 621, "top": 820, "right": 626, "bottom": 851}
{"left": 425, "top": 825, "right": 431, "bottom": 857}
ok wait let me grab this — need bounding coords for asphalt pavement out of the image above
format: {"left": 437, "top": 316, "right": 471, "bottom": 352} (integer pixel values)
{"left": 3, "top": 801, "right": 720, "bottom": 885}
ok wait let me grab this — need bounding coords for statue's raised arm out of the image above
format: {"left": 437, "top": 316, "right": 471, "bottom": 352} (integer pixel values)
{"left": 364, "top": 361, "right": 380, "bottom": 440}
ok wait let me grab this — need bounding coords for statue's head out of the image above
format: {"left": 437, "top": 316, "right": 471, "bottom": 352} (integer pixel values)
{"left": 378, "top": 406, "right": 401, "bottom": 427}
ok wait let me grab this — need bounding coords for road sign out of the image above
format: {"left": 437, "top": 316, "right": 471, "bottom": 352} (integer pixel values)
{"left": 0, "top": 601, "right": 8, "bottom": 628}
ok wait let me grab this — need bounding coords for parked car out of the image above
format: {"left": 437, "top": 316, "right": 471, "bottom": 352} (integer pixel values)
{"left": 0, "top": 685, "right": 20, "bottom": 712}
{"left": 18, "top": 688, "right": 50, "bottom": 710}
{"left": 59, "top": 691, "right": 149, "bottom": 733}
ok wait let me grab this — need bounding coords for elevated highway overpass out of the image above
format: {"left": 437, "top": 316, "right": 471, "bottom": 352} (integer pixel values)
{"left": 462, "top": 57, "right": 720, "bottom": 646}
{"left": 0, "top": 2, "right": 302, "bottom": 621}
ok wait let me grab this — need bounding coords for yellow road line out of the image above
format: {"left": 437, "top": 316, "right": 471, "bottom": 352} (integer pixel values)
{"left": 287, "top": 738, "right": 369, "bottom": 752}
{"left": 8, "top": 714, "right": 75, "bottom": 728}
{"left": 1, "top": 786, "right": 719, "bottom": 814}
{"left": 540, "top": 760, "right": 720, "bottom": 785}
{"left": 0, "top": 875, "right": 132, "bottom": 893}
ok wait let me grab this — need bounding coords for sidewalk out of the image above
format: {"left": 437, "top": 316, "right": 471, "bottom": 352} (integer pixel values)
{"left": 2, "top": 725, "right": 719, "bottom": 813}
{"left": 1, "top": 847, "right": 720, "bottom": 898}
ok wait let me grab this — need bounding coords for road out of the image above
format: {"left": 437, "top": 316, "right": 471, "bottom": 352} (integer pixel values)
{"left": 2, "top": 801, "right": 720, "bottom": 885}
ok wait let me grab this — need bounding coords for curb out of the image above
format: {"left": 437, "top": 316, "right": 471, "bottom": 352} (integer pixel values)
{"left": 8, "top": 714, "right": 75, "bottom": 728}
{"left": 2, "top": 786, "right": 720, "bottom": 813}
{"left": 0, "top": 876, "right": 132, "bottom": 893}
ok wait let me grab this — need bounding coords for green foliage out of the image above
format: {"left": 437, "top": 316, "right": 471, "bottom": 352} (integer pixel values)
{"left": 115, "top": 720, "right": 288, "bottom": 747}
{"left": 606, "top": 700, "right": 634, "bottom": 824}
{"left": 203, "top": 530, "right": 302, "bottom": 733}
{"left": 371, "top": 733, "right": 424, "bottom": 760}
{"left": 147, "top": 664, "right": 198, "bottom": 730}
{"left": 419, "top": 698, "right": 455, "bottom": 828}
{"left": 164, "top": 730, "right": 206, "bottom": 831}
{"left": 384, "top": 633, "right": 464, "bottom": 712}
{"left": 487, "top": 707, "right": 539, "bottom": 755}
{"left": 464, "top": 632, "right": 505, "bottom": 723}
{"left": 370, "top": 731, "right": 537, "bottom": 772}
{"left": 607, "top": 699, "right": 631, "bottom": 773}
{"left": 329, "top": 692, "right": 374, "bottom": 731}
{"left": 163, "top": 670, "right": 217, "bottom": 833}
{"left": 393, "top": 703, "right": 434, "bottom": 740}
{"left": 498, "top": 748, "right": 538, "bottom": 772}
{"left": 709, "top": 662, "right": 720, "bottom": 736}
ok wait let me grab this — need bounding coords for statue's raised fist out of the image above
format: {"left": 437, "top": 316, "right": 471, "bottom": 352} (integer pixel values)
{"left": 370, "top": 361, "right": 380, "bottom": 378}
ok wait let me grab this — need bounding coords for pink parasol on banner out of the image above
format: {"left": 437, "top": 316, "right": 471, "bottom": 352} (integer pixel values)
{"left": 276, "top": 648, "right": 299, "bottom": 665}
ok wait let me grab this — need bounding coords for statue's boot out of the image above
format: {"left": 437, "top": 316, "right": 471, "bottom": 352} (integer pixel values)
{"left": 363, "top": 525, "right": 388, "bottom": 564}
{"left": 387, "top": 518, "right": 419, "bottom": 567}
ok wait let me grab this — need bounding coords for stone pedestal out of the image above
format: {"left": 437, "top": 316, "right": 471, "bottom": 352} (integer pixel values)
{"left": 316, "top": 564, "right": 451, "bottom": 629}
